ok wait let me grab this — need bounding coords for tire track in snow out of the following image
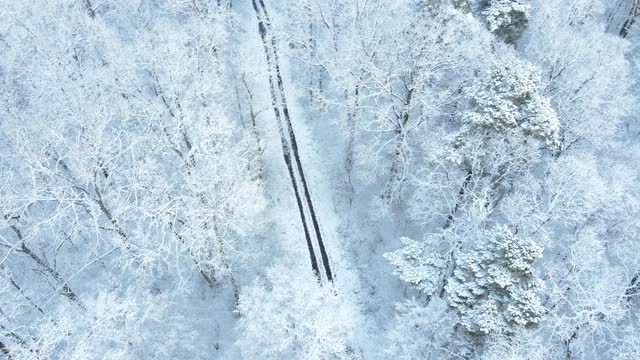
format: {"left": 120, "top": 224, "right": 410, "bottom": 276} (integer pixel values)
{"left": 251, "top": 0, "right": 333, "bottom": 282}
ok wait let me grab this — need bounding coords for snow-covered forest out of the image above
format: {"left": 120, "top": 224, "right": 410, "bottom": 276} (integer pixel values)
{"left": 0, "top": 0, "right": 639, "bottom": 358}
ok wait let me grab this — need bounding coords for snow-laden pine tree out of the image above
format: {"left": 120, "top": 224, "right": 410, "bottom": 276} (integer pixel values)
{"left": 459, "top": 53, "right": 559, "bottom": 145}
{"left": 384, "top": 237, "right": 446, "bottom": 295}
{"left": 445, "top": 225, "right": 544, "bottom": 335}
{"left": 481, "top": 0, "right": 531, "bottom": 44}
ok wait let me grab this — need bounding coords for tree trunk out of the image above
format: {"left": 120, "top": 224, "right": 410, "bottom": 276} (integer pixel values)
{"left": 626, "top": 271, "right": 640, "bottom": 299}
{"left": 9, "top": 225, "right": 85, "bottom": 310}
{"left": 619, "top": 0, "right": 639, "bottom": 38}
{"left": 83, "top": 0, "right": 96, "bottom": 18}
{"left": 344, "top": 84, "right": 360, "bottom": 202}
{"left": 382, "top": 86, "right": 414, "bottom": 202}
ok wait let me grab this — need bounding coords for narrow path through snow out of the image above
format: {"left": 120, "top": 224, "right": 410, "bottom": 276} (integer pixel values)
{"left": 251, "top": 0, "right": 333, "bottom": 283}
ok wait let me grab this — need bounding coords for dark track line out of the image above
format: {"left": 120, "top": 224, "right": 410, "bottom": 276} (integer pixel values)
{"left": 254, "top": 0, "right": 334, "bottom": 283}
{"left": 251, "top": 0, "right": 320, "bottom": 278}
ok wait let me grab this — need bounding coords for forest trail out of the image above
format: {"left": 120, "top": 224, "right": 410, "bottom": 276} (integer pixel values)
{"left": 251, "top": 0, "right": 333, "bottom": 283}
